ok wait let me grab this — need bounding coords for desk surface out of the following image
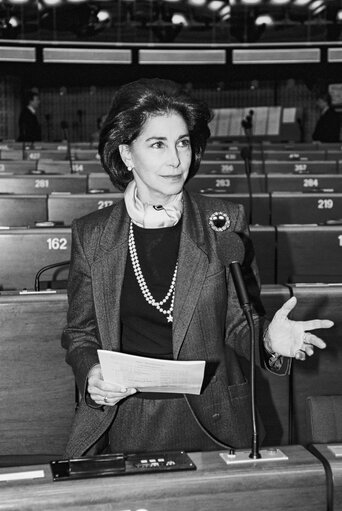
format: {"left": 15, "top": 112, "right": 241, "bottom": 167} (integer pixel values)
{"left": 0, "top": 446, "right": 326, "bottom": 511}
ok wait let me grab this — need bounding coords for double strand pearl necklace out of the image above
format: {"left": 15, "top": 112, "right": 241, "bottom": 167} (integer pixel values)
{"left": 128, "top": 221, "right": 178, "bottom": 323}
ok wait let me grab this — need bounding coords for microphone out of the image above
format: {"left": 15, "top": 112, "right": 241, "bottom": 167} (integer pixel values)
{"left": 240, "top": 110, "right": 254, "bottom": 225}
{"left": 61, "top": 121, "right": 74, "bottom": 173}
{"left": 216, "top": 231, "right": 261, "bottom": 459}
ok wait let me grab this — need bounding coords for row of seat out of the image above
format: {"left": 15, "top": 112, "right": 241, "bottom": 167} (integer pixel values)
{"left": 2, "top": 158, "right": 342, "bottom": 175}
{"left": 1, "top": 189, "right": 342, "bottom": 227}
{"left": 0, "top": 224, "right": 341, "bottom": 291}
{"left": 2, "top": 171, "right": 342, "bottom": 195}
{"left": 1, "top": 190, "right": 342, "bottom": 227}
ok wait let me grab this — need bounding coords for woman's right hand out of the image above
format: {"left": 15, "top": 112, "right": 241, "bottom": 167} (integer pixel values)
{"left": 87, "top": 364, "right": 137, "bottom": 406}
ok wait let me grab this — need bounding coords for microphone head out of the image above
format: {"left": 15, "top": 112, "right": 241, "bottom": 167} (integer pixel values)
{"left": 215, "top": 231, "right": 245, "bottom": 267}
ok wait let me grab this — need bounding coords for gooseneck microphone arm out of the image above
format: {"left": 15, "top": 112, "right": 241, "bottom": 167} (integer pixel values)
{"left": 34, "top": 260, "right": 70, "bottom": 292}
{"left": 230, "top": 261, "right": 261, "bottom": 460}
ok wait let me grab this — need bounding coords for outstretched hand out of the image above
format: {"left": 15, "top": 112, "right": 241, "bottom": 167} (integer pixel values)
{"left": 265, "top": 296, "right": 334, "bottom": 360}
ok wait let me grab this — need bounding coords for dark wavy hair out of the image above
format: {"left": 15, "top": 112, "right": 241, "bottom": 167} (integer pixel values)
{"left": 98, "top": 78, "right": 212, "bottom": 191}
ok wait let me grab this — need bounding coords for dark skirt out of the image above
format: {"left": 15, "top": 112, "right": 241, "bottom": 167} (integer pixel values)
{"left": 107, "top": 394, "right": 219, "bottom": 454}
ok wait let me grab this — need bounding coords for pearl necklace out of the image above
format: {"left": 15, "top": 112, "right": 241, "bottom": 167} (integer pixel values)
{"left": 128, "top": 221, "right": 178, "bottom": 323}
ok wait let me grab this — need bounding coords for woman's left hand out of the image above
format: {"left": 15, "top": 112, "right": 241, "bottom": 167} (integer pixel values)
{"left": 265, "top": 296, "right": 334, "bottom": 360}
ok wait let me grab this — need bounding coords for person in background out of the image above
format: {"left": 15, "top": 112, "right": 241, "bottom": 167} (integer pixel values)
{"left": 17, "top": 91, "right": 41, "bottom": 143}
{"left": 90, "top": 114, "right": 107, "bottom": 145}
{"left": 62, "top": 78, "right": 333, "bottom": 459}
{"left": 312, "top": 92, "right": 340, "bottom": 143}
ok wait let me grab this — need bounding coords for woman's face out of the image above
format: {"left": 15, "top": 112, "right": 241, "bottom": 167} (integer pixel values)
{"left": 120, "top": 111, "right": 191, "bottom": 205}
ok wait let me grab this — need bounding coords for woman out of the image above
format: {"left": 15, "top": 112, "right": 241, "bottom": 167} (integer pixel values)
{"left": 62, "top": 78, "right": 333, "bottom": 458}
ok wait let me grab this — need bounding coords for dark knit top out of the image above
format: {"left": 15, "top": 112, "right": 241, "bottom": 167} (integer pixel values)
{"left": 120, "top": 221, "right": 182, "bottom": 360}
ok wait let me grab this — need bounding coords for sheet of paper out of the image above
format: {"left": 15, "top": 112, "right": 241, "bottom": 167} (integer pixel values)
{"left": 98, "top": 350, "right": 205, "bottom": 395}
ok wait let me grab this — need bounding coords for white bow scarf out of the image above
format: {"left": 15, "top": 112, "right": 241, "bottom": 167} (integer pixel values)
{"left": 124, "top": 180, "right": 183, "bottom": 228}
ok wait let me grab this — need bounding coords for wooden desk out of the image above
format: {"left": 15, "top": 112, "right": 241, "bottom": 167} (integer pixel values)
{"left": 0, "top": 293, "right": 75, "bottom": 456}
{"left": 310, "top": 444, "right": 342, "bottom": 511}
{"left": 0, "top": 446, "right": 327, "bottom": 511}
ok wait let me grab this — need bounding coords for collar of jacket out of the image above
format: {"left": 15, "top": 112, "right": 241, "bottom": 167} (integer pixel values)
{"left": 92, "top": 190, "right": 211, "bottom": 359}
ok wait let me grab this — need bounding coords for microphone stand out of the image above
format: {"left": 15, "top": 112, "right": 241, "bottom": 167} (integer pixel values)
{"left": 230, "top": 261, "right": 261, "bottom": 459}
{"left": 241, "top": 111, "right": 254, "bottom": 225}
{"left": 61, "top": 121, "right": 74, "bottom": 174}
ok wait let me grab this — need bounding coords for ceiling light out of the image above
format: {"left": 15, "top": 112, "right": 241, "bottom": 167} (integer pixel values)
{"left": 309, "top": 0, "right": 323, "bottom": 11}
{"left": 188, "top": 0, "right": 206, "bottom": 5}
{"left": 240, "top": 0, "right": 262, "bottom": 5}
{"left": 172, "top": 13, "right": 189, "bottom": 25}
{"left": 208, "top": 1, "right": 225, "bottom": 11}
{"left": 270, "top": 0, "right": 290, "bottom": 4}
{"left": 255, "top": 14, "right": 273, "bottom": 25}
{"left": 293, "top": 0, "right": 311, "bottom": 5}
{"left": 220, "top": 5, "right": 231, "bottom": 16}
{"left": 337, "top": 9, "right": 342, "bottom": 21}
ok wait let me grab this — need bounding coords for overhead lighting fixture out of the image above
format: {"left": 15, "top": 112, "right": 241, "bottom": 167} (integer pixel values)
{"left": 7, "top": 0, "right": 29, "bottom": 4}
{"left": 208, "top": 1, "right": 225, "bottom": 11}
{"left": 172, "top": 13, "right": 189, "bottom": 25}
{"left": 41, "top": 0, "right": 62, "bottom": 6}
{"left": 337, "top": 9, "right": 342, "bottom": 21}
{"left": 240, "top": 0, "right": 262, "bottom": 5}
{"left": 188, "top": 0, "right": 206, "bottom": 6}
{"left": 97, "top": 9, "right": 110, "bottom": 22}
{"left": 270, "top": 0, "right": 290, "bottom": 5}
{"left": 309, "top": 0, "right": 323, "bottom": 11}
{"left": 293, "top": 0, "right": 311, "bottom": 5}
{"left": 220, "top": 5, "right": 231, "bottom": 15}
{"left": 255, "top": 14, "right": 273, "bottom": 25}
{"left": 67, "top": 0, "right": 87, "bottom": 4}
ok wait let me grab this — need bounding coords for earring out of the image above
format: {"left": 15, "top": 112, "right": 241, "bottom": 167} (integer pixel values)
{"left": 127, "top": 166, "right": 133, "bottom": 172}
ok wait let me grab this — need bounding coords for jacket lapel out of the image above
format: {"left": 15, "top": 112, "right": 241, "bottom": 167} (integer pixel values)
{"left": 173, "top": 192, "right": 210, "bottom": 359}
{"left": 91, "top": 201, "right": 130, "bottom": 352}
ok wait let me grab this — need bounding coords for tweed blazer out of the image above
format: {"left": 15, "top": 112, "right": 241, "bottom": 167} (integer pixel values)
{"left": 62, "top": 190, "right": 290, "bottom": 458}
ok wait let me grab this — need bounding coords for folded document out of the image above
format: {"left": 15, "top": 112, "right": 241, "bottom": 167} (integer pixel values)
{"left": 98, "top": 350, "right": 205, "bottom": 395}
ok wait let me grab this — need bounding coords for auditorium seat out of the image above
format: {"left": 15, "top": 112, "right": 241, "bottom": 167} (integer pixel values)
{"left": 306, "top": 395, "right": 342, "bottom": 444}
{"left": 48, "top": 192, "right": 123, "bottom": 226}
{"left": 198, "top": 160, "right": 264, "bottom": 175}
{"left": 326, "top": 151, "right": 342, "bottom": 161}
{"left": 289, "top": 284, "right": 342, "bottom": 445}
{"left": 266, "top": 174, "right": 342, "bottom": 193}
{"left": 276, "top": 225, "right": 342, "bottom": 284}
{"left": 74, "top": 149, "right": 100, "bottom": 160}
{"left": 0, "top": 160, "right": 36, "bottom": 173}
{"left": 271, "top": 192, "right": 342, "bottom": 225}
{"left": 0, "top": 174, "right": 87, "bottom": 194}
{"left": 249, "top": 225, "right": 276, "bottom": 284}
{"left": 0, "top": 195, "right": 47, "bottom": 227}
{"left": 186, "top": 174, "right": 266, "bottom": 194}
{"left": 203, "top": 193, "right": 270, "bottom": 225}
{"left": 262, "top": 142, "right": 320, "bottom": 151}
{"left": 264, "top": 161, "right": 337, "bottom": 174}
{"left": 203, "top": 149, "right": 263, "bottom": 162}
{"left": 0, "top": 227, "right": 71, "bottom": 290}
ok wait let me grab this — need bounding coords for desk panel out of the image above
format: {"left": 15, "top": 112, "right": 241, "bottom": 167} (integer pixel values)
{"left": 203, "top": 193, "right": 270, "bottom": 226}
{"left": 48, "top": 193, "right": 123, "bottom": 226}
{"left": 0, "top": 293, "right": 74, "bottom": 455}
{"left": 186, "top": 175, "right": 266, "bottom": 194}
{"left": 87, "top": 173, "right": 121, "bottom": 192}
{"left": 0, "top": 228, "right": 71, "bottom": 290}
{"left": 271, "top": 192, "right": 342, "bottom": 224}
{"left": 276, "top": 225, "right": 342, "bottom": 284}
{"left": 0, "top": 161, "right": 35, "bottom": 174}
{"left": 0, "top": 195, "right": 47, "bottom": 227}
{"left": 199, "top": 160, "right": 264, "bottom": 174}
{"left": 267, "top": 174, "right": 342, "bottom": 193}
{"left": 0, "top": 175, "right": 87, "bottom": 195}
{"left": 264, "top": 161, "right": 337, "bottom": 174}
{"left": 310, "top": 444, "right": 342, "bottom": 511}
{"left": 289, "top": 286, "right": 342, "bottom": 445}
{"left": 263, "top": 150, "right": 326, "bottom": 161}
{"left": 0, "top": 446, "right": 326, "bottom": 510}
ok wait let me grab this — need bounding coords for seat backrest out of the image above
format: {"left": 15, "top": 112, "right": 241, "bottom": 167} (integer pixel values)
{"left": 306, "top": 395, "right": 342, "bottom": 443}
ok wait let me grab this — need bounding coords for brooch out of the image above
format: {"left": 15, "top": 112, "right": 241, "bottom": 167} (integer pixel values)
{"left": 208, "top": 212, "right": 230, "bottom": 232}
